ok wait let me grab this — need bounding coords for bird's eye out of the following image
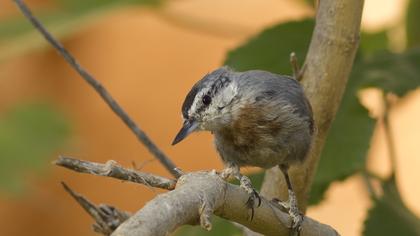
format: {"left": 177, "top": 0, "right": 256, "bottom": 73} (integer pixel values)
{"left": 202, "top": 95, "right": 212, "bottom": 105}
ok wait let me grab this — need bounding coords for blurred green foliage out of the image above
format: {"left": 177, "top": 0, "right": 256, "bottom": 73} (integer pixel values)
{"left": 363, "top": 177, "right": 420, "bottom": 236}
{"left": 406, "top": 0, "right": 420, "bottom": 48}
{"left": 225, "top": 20, "right": 314, "bottom": 76}
{"left": 0, "top": 103, "right": 70, "bottom": 193}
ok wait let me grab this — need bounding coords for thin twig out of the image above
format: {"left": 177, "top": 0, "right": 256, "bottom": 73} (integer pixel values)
{"left": 382, "top": 93, "right": 398, "bottom": 177}
{"left": 290, "top": 52, "right": 300, "bottom": 79}
{"left": 61, "top": 182, "right": 131, "bottom": 236}
{"left": 361, "top": 169, "right": 378, "bottom": 200}
{"left": 13, "top": 0, "right": 179, "bottom": 178}
{"left": 55, "top": 156, "right": 177, "bottom": 190}
{"left": 289, "top": 52, "right": 306, "bottom": 81}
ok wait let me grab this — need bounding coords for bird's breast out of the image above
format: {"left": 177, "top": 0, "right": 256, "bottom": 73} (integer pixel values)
{"left": 214, "top": 105, "right": 288, "bottom": 168}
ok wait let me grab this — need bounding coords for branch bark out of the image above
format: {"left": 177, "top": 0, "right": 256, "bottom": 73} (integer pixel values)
{"left": 260, "top": 0, "right": 365, "bottom": 211}
{"left": 55, "top": 156, "right": 177, "bottom": 190}
{"left": 56, "top": 157, "right": 338, "bottom": 236}
{"left": 112, "top": 171, "right": 338, "bottom": 236}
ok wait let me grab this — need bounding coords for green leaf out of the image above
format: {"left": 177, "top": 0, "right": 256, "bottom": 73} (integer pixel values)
{"left": 363, "top": 177, "right": 420, "bottom": 236}
{"left": 0, "top": 103, "right": 70, "bottom": 193}
{"left": 406, "top": 0, "right": 420, "bottom": 48}
{"left": 0, "top": 0, "right": 162, "bottom": 61}
{"left": 174, "top": 216, "right": 241, "bottom": 236}
{"left": 360, "top": 31, "right": 389, "bottom": 55}
{"left": 358, "top": 48, "right": 420, "bottom": 96}
{"left": 224, "top": 19, "right": 314, "bottom": 75}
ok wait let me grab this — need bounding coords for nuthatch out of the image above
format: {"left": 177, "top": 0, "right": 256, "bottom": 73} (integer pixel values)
{"left": 172, "top": 67, "right": 314, "bottom": 231}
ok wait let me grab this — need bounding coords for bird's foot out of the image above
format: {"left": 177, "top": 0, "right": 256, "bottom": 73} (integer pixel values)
{"left": 240, "top": 175, "right": 261, "bottom": 221}
{"left": 219, "top": 166, "right": 236, "bottom": 180}
{"left": 272, "top": 190, "right": 303, "bottom": 235}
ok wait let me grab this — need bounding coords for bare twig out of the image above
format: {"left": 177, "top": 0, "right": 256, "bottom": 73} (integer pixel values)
{"left": 361, "top": 169, "right": 379, "bottom": 200}
{"left": 62, "top": 182, "right": 131, "bottom": 236}
{"left": 290, "top": 52, "right": 305, "bottom": 81}
{"left": 382, "top": 93, "right": 397, "bottom": 177}
{"left": 55, "top": 156, "right": 176, "bottom": 190}
{"left": 13, "top": 0, "right": 179, "bottom": 178}
{"left": 112, "top": 171, "right": 339, "bottom": 236}
{"left": 290, "top": 52, "right": 299, "bottom": 81}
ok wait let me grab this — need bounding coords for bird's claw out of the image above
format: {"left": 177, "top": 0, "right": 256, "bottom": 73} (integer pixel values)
{"left": 288, "top": 211, "right": 303, "bottom": 235}
{"left": 271, "top": 191, "right": 304, "bottom": 235}
{"left": 239, "top": 175, "right": 261, "bottom": 221}
{"left": 244, "top": 188, "right": 262, "bottom": 221}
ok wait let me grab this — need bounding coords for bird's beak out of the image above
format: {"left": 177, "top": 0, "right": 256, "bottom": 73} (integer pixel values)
{"left": 172, "top": 119, "right": 199, "bottom": 145}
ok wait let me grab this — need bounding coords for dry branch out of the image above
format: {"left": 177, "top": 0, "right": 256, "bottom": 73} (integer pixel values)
{"left": 112, "top": 171, "right": 338, "bottom": 236}
{"left": 62, "top": 182, "right": 131, "bottom": 235}
{"left": 55, "top": 156, "right": 176, "bottom": 190}
{"left": 12, "top": 0, "right": 179, "bottom": 178}
{"left": 261, "top": 0, "right": 365, "bottom": 211}
{"left": 56, "top": 157, "right": 339, "bottom": 235}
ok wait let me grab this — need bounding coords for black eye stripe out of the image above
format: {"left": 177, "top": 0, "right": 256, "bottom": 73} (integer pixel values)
{"left": 181, "top": 68, "right": 232, "bottom": 119}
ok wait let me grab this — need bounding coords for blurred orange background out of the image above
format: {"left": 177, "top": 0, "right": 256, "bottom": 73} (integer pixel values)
{"left": 0, "top": 0, "right": 419, "bottom": 235}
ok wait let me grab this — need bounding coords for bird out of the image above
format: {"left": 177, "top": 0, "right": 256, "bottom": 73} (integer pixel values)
{"left": 172, "top": 66, "right": 314, "bottom": 232}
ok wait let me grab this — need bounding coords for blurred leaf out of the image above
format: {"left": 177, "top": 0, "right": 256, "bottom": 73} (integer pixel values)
{"left": 225, "top": 19, "right": 314, "bottom": 75}
{"left": 309, "top": 73, "right": 375, "bottom": 204}
{"left": 174, "top": 216, "right": 241, "bottom": 236}
{"left": 358, "top": 48, "right": 420, "bottom": 96}
{"left": 406, "top": 0, "right": 420, "bottom": 48}
{"left": 363, "top": 177, "right": 420, "bottom": 236}
{"left": 301, "top": 0, "right": 316, "bottom": 8}
{"left": 360, "top": 31, "right": 389, "bottom": 55}
{"left": 0, "top": 0, "right": 162, "bottom": 61}
{"left": 0, "top": 103, "right": 70, "bottom": 193}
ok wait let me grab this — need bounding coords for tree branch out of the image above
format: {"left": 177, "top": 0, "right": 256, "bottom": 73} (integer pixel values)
{"left": 12, "top": 0, "right": 179, "bottom": 178}
{"left": 62, "top": 182, "right": 131, "bottom": 236}
{"left": 112, "top": 171, "right": 339, "bottom": 236}
{"left": 56, "top": 157, "right": 338, "bottom": 235}
{"left": 55, "top": 156, "right": 176, "bottom": 190}
{"left": 260, "top": 0, "right": 365, "bottom": 211}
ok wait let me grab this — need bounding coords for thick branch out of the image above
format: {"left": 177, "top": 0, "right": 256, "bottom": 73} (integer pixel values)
{"left": 112, "top": 171, "right": 338, "bottom": 236}
{"left": 261, "top": 0, "right": 365, "bottom": 211}
{"left": 55, "top": 156, "right": 176, "bottom": 190}
{"left": 13, "top": 0, "right": 179, "bottom": 177}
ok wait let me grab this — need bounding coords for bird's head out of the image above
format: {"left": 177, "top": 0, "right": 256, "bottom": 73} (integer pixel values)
{"left": 172, "top": 67, "right": 239, "bottom": 145}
